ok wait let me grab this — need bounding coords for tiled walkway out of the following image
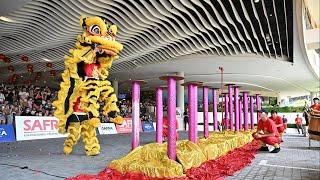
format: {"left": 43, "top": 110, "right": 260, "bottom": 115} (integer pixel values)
{"left": 226, "top": 132, "right": 320, "bottom": 180}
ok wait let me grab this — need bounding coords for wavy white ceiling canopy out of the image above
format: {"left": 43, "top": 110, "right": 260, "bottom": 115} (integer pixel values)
{"left": 0, "top": 0, "right": 293, "bottom": 85}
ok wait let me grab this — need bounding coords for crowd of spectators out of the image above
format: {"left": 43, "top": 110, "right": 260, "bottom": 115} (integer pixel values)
{"left": 0, "top": 84, "right": 57, "bottom": 124}
{"left": 117, "top": 98, "right": 156, "bottom": 122}
{"left": 0, "top": 83, "right": 157, "bottom": 125}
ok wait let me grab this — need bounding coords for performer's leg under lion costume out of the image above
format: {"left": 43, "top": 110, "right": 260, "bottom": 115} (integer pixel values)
{"left": 53, "top": 16, "right": 123, "bottom": 156}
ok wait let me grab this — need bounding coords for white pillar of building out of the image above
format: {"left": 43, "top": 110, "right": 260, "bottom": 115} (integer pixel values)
{"left": 310, "top": 92, "right": 317, "bottom": 104}
{"left": 176, "top": 72, "right": 185, "bottom": 131}
{"left": 112, "top": 79, "right": 119, "bottom": 97}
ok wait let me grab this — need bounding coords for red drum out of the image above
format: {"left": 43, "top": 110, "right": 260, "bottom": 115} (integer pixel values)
{"left": 309, "top": 108, "right": 320, "bottom": 141}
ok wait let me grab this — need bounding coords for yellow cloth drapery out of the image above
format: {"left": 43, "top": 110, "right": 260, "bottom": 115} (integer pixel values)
{"left": 108, "top": 130, "right": 254, "bottom": 178}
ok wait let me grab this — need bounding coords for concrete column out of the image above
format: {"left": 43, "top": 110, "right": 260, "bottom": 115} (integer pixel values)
{"left": 176, "top": 72, "right": 185, "bottom": 130}
{"left": 112, "top": 79, "right": 118, "bottom": 97}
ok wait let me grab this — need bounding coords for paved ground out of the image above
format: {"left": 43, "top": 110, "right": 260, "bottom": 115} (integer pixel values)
{"left": 226, "top": 130, "right": 320, "bottom": 180}
{"left": 0, "top": 129, "right": 319, "bottom": 180}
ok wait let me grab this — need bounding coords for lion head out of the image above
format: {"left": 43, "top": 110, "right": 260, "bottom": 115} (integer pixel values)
{"left": 74, "top": 16, "right": 123, "bottom": 65}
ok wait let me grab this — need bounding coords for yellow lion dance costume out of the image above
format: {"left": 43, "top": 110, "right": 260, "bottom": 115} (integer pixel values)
{"left": 53, "top": 16, "right": 123, "bottom": 156}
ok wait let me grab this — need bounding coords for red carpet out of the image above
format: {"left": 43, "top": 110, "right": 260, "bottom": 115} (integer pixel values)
{"left": 67, "top": 140, "right": 260, "bottom": 180}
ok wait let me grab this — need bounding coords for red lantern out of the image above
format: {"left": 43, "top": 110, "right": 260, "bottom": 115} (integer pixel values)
{"left": 46, "top": 62, "right": 53, "bottom": 68}
{"left": 27, "top": 64, "right": 33, "bottom": 69}
{"left": 4, "top": 57, "right": 11, "bottom": 63}
{"left": 0, "top": 54, "right": 5, "bottom": 61}
{"left": 12, "top": 74, "right": 19, "bottom": 79}
{"left": 21, "top": 55, "right": 29, "bottom": 62}
{"left": 7, "top": 66, "right": 14, "bottom": 73}
{"left": 36, "top": 72, "right": 41, "bottom": 77}
{"left": 35, "top": 76, "right": 40, "bottom": 82}
{"left": 27, "top": 64, "right": 33, "bottom": 73}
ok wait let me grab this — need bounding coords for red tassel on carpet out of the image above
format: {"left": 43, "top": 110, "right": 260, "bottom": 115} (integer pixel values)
{"left": 67, "top": 140, "right": 261, "bottom": 180}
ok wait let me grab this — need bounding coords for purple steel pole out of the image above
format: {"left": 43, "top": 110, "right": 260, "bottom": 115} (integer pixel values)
{"left": 250, "top": 96, "right": 255, "bottom": 129}
{"left": 242, "top": 92, "right": 249, "bottom": 131}
{"left": 167, "top": 77, "right": 177, "bottom": 160}
{"left": 203, "top": 87, "right": 209, "bottom": 138}
{"left": 239, "top": 97, "right": 243, "bottom": 130}
{"left": 156, "top": 87, "right": 163, "bottom": 143}
{"left": 212, "top": 88, "right": 218, "bottom": 131}
{"left": 256, "top": 94, "right": 261, "bottom": 121}
{"left": 188, "top": 84, "right": 198, "bottom": 143}
{"left": 131, "top": 81, "right": 140, "bottom": 150}
{"left": 224, "top": 93, "right": 229, "bottom": 129}
{"left": 234, "top": 86, "right": 240, "bottom": 132}
{"left": 227, "top": 84, "right": 234, "bottom": 131}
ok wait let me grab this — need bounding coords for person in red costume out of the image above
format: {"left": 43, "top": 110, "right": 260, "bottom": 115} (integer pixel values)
{"left": 295, "top": 114, "right": 304, "bottom": 134}
{"left": 163, "top": 116, "right": 179, "bottom": 141}
{"left": 270, "top": 110, "right": 285, "bottom": 142}
{"left": 253, "top": 109, "right": 281, "bottom": 153}
{"left": 221, "top": 117, "right": 229, "bottom": 130}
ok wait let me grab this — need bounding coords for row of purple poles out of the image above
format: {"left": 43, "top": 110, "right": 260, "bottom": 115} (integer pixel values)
{"left": 131, "top": 79, "right": 261, "bottom": 161}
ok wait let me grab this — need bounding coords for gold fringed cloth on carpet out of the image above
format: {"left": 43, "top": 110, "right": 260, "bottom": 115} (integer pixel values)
{"left": 109, "top": 143, "right": 184, "bottom": 178}
{"left": 109, "top": 131, "right": 254, "bottom": 178}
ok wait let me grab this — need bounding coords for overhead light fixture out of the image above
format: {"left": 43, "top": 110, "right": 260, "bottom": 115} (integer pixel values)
{"left": 42, "top": 58, "right": 52, "bottom": 62}
{"left": 265, "top": 33, "right": 271, "bottom": 42}
{"left": 0, "top": 16, "right": 15, "bottom": 22}
{"left": 254, "top": 0, "right": 260, "bottom": 3}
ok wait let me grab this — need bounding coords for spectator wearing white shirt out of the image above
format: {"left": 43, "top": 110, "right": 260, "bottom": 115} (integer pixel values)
{"left": 0, "top": 90, "right": 5, "bottom": 105}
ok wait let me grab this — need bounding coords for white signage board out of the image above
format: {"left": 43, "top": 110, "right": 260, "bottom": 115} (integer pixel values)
{"left": 15, "top": 116, "right": 67, "bottom": 141}
{"left": 98, "top": 123, "right": 117, "bottom": 134}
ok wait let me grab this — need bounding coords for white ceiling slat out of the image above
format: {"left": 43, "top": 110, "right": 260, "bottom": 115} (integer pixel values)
{"left": 271, "top": 0, "right": 283, "bottom": 58}
{"left": 0, "top": 0, "right": 292, "bottom": 84}
{"left": 257, "top": 0, "right": 276, "bottom": 58}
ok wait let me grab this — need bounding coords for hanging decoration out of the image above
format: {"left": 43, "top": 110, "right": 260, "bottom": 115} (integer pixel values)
{"left": 34, "top": 72, "right": 41, "bottom": 82}
{"left": 46, "top": 62, "right": 53, "bottom": 68}
{"left": 12, "top": 74, "right": 19, "bottom": 81}
{"left": 35, "top": 76, "right": 40, "bottom": 82}
{"left": 0, "top": 54, "right": 5, "bottom": 61}
{"left": 4, "top": 57, "right": 11, "bottom": 63}
{"left": 27, "top": 64, "right": 33, "bottom": 73}
{"left": 7, "top": 65, "right": 14, "bottom": 73}
{"left": 21, "top": 55, "right": 29, "bottom": 62}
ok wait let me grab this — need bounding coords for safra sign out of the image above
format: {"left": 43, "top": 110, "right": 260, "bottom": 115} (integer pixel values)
{"left": 15, "top": 116, "right": 67, "bottom": 141}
